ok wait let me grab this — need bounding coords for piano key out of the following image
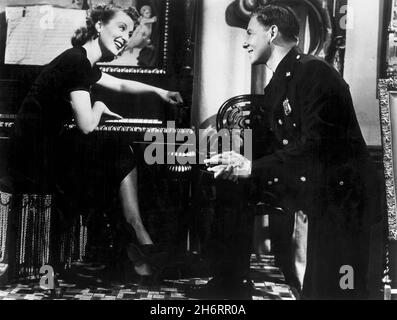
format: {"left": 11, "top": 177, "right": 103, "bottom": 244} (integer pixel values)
{"left": 104, "top": 119, "right": 163, "bottom": 125}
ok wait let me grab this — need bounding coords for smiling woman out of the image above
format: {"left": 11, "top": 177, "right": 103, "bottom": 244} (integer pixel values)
{"left": 4, "top": 4, "right": 183, "bottom": 279}
{"left": 71, "top": 6, "right": 140, "bottom": 62}
{"left": 97, "top": 11, "right": 136, "bottom": 59}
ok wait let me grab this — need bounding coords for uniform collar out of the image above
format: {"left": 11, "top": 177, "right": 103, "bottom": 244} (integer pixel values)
{"left": 273, "top": 46, "right": 303, "bottom": 80}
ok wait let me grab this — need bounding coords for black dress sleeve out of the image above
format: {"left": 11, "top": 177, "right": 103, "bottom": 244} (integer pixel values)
{"left": 57, "top": 49, "right": 102, "bottom": 95}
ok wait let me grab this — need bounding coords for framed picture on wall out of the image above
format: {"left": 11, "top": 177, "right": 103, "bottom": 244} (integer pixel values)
{"left": 3, "top": 0, "right": 170, "bottom": 74}
{"left": 381, "top": 0, "right": 397, "bottom": 78}
{"left": 97, "top": 0, "right": 170, "bottom": 75}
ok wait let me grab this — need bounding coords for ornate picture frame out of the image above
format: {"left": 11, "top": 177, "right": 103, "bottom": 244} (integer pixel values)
{"left": 98, "top": 0, "right": 170, "bottom": 75}
{"left": 379, "top": 78, "right": 397, "bottom": 241}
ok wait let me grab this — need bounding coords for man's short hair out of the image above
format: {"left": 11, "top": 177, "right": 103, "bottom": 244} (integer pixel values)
{"left": 252, "top": 5, "right": 300, "bottom": 42}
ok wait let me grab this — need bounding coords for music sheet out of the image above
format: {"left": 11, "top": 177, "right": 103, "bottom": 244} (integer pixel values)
{"left": 89, "top": 1, "right": 138, "bottom": 8}
{"left": 4, "top": 5, "right": 87, "bottom": 65}
{"left": 5, "top": 0, "right": 81, "bottom": 8}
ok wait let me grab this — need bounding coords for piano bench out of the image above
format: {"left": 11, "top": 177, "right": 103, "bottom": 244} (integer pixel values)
{"left": 0, "top": 191, "right": 86, "bottom": 284}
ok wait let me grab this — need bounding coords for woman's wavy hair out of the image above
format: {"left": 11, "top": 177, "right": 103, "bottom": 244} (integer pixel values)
{"left": 71, "top": 4, "right": 140, "bottom": 47}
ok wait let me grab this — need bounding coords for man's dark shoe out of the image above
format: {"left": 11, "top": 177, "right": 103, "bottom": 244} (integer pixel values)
{"left": 187, "top": 277, "right": 254, "bottom": 300}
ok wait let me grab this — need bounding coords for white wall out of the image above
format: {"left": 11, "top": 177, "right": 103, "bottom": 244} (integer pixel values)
{"left": 191, "top": 0, "right": 251, "bottom": 129}
{"left": 344, "top": 0, "right": 382, "bottom": 146}
{"left": 193, "top": 0, "right": 383, "bottom": 147}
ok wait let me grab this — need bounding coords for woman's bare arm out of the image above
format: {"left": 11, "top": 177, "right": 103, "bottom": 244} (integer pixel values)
{"left": 96, "top": 73, "right": 183, "bottom": 105}
{"left": 70, "top": 90, "right": 121, "bottom": 134}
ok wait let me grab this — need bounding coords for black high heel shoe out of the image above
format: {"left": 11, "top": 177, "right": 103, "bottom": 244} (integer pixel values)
{"left": 126, "top": 243, "right": 168, "bottom": 277}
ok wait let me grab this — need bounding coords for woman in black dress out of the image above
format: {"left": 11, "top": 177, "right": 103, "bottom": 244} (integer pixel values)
{"left": 6, "top": 4, "right": 183, "bottom": 276}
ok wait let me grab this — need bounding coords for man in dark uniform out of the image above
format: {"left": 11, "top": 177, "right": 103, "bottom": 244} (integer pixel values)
{"left": 204, "top": 4, "right": 381, "bottom": 299}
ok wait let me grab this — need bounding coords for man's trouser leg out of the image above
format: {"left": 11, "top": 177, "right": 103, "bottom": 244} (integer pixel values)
{"left": 211, "top": 181, "right": 254, "bottom": 282}
{"left": 270, "top": 210, "right": 308, "bottom": 292}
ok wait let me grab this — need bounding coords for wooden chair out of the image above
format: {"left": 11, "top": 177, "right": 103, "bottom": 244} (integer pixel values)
{"left": 216, "top": 94, "right": 286, "bottom": 216}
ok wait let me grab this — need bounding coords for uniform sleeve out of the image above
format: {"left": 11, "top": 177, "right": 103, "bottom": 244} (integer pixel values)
{"left": 252, "top": 61, "right": 346, "bottom": 185}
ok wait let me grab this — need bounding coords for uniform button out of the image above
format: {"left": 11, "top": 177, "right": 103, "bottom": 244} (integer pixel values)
{"left": 274, "top": 178, "right": 279, "bottom": 183}
{"left": 278, "top": 119, "right": 283, "bottom": 125}
{"left": 300, "top": 177, "right": 307, "bottom": 182}
{"left": 283, "top": 139, "right": 289, "bottom": 146}
{"left": 296, "top": 55, "right": 301, "bottom": 60}
{"left": 293, "top": 123, "right": 297, "bottom": 127}
{"left": 268, "top": 181, "right": 273, "bottom": 186}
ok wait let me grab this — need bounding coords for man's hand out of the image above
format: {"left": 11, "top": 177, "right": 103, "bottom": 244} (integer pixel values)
{"left": 159, "top": 90, "right": 184, "bottom": 106}
{"left": 204, "top": 151, "right": 252, "bottom": 182}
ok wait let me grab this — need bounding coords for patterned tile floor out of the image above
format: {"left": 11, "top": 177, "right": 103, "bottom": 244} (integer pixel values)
{"left": 0, "top": 255, "right": 296, "bottom": 300}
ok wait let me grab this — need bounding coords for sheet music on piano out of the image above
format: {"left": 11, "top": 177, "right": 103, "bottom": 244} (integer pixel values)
{"left": 5, "top": 5, "right": 86, "bottom": 65}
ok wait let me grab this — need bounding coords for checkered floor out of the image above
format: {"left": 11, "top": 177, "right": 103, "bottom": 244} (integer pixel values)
{"left": 0, "top": 255, "right": 296, "bottom": 300}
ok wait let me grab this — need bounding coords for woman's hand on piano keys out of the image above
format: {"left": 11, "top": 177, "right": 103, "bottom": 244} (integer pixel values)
{"left": 102, "top": 106, "right": 123, "bottom": 120}
{"left": 158, "top": 90, "right": 184, "bottom": 106}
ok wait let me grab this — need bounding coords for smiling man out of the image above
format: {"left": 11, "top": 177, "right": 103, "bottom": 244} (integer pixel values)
{"left": 204, "top": 4, "right": 381, "bottom": 299}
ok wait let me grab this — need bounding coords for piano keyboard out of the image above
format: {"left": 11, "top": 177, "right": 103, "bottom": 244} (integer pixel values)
{"left": 0, "top": 114, "right": 16, "bottom": 139}
{"left": 0, "top": 114, "right": 16, "bottom": 120}
{"left": 0, "top": 114, "right": 200, "bottom": 171}
{"left": 0, "top": 115, "right": 194, "bottom": 137}
{"left": 0, "top": 115, "right": 165, "bottom": 129}
{"left": 65, "top": 118, "right": 194, "bottom": 136}
{"left": 104, "top": 119, "right": 163, "bottom": 125}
